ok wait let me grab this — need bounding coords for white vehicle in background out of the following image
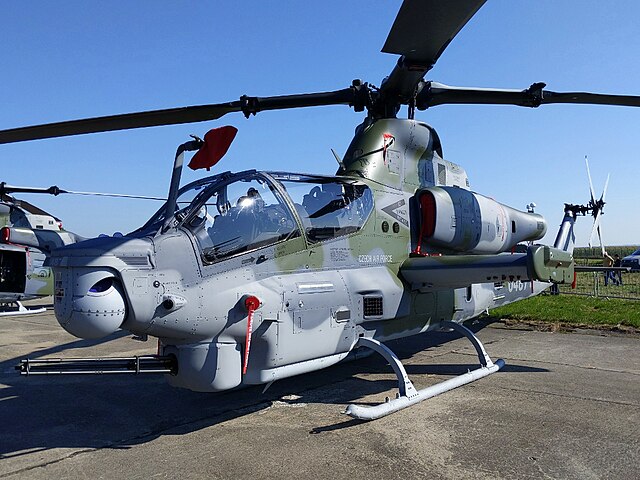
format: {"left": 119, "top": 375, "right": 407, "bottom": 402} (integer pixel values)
{"left": 621, "top": 248, "right": 640, "bottom": 271}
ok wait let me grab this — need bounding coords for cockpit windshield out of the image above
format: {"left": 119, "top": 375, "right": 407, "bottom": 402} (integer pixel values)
{"left": 140, "top": 171, "right": 374, "bottom": 264}
{"left": 184, "top": 174, "right": 300, "bottom": 263}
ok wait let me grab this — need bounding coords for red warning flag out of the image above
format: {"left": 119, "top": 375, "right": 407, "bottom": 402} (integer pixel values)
{"left": 188, "top": 125, "right": 238, "bottom": 171}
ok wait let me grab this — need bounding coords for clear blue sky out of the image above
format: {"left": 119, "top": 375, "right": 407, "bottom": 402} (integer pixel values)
{"left": 1, "top": 1, "right": 638, "bottom": 246}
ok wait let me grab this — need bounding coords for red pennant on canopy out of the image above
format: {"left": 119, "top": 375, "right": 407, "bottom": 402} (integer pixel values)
{"left": 188, "top": 125, "right": 238, "bottom": 171}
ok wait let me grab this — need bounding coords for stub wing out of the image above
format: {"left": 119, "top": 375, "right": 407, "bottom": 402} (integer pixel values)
{"left": 400, "top": 245, "right": 574, "bottom": 291}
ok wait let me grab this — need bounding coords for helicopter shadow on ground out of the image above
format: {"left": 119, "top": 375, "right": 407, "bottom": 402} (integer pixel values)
{"left": 0, "top": 318, "right": 546, "bottom": 460}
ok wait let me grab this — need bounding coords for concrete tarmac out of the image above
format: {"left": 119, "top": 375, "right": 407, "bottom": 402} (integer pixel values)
{"left": 1, "top": 300, "right": 639, "bottom": 479}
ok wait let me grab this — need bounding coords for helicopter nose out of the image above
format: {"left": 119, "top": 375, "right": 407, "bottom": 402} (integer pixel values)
{"left": 54, "top": 269, "right": 127, "bottom": 339}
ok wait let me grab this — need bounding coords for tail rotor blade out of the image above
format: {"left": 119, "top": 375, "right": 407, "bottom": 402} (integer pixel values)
{"left": 585, "top": 156, "right": 596, "bottom": 204}
{"left": 588, "top": 210, "right": 602, "bottom": 247}
{"left": 597, "top": 224, "right": 605, "bottom": 257}
{"left": 600, "top": 173, "right": 610, "bottom": 203}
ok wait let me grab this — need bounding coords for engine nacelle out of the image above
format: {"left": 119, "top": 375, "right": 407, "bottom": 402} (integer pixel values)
{"left": 416, "top": 187, "right": 547, "bottom": 254}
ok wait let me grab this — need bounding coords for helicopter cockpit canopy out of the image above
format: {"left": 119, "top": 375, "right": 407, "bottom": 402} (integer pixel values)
{"left": 186, "top": 173, "right": 300, "bottom": 262}
{"left": 139, "top": 171, "right": 233, "bottom": 232}
{"left": 275, "top": 174, "right": 373, "bottom": 243}
{"left": 144, "top": 171, "right": 374, "bottom": 263}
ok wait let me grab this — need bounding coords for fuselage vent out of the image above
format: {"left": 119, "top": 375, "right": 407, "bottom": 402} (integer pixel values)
{"left": 363, "top": 296, "right": 383, "bottom": 318}
{"left": 117, "top": 256, "right": 150, "bottom": 267}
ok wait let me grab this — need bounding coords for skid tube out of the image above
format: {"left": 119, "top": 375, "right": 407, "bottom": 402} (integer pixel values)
{"left": 344, "top": 321, "right": 505, "bottom": 421}
{"left": 0, "top": 301, "right": 46, "bottom": 317}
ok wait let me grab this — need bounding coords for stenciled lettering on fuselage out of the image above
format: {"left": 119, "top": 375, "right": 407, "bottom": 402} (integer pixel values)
{"left": 330, "top": 247, "right": 352, "bottom": 263}
{"left": 358, "top": 254, "right": 393, "bottom": 264}
{"left": 381, "top": 199, "right": 408, "bottom": 227}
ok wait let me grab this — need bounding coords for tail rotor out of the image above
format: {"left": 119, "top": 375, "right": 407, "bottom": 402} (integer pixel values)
{"left": 585, "top": 157, "right": 609, "bottom": 256}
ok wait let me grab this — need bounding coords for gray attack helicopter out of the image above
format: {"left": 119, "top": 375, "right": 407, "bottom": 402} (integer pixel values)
{"left": 3, "top": 0, "right": 640, "bottom": 420}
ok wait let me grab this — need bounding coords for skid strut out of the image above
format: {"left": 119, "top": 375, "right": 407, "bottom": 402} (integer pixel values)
{"left": 344, "top": 321, "right": 505, "bottom": 420}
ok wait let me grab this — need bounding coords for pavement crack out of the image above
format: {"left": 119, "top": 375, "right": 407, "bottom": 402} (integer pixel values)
{"left": 492, "top": 384, "right": 640, "bottom": 408}
{"left": 1, "top": 447, "right": 100, "bottom": 478}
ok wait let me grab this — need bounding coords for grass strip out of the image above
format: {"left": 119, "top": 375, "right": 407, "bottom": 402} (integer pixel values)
{"left": 490, "top": 294, "right": 640, "bottom": 329}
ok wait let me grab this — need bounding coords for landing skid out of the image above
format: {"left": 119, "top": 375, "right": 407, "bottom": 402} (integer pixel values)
{"left": 345, "top": 321, "right": 504, "bottom": 421}
{"left": 0, "top": 301, "right": 47, "bottom": 317}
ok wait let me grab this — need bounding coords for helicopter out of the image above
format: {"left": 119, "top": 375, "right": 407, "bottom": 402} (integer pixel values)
{"left": 3, "top": 0, "right": 640, "bottom": 420}
{"left": 0, "top": 183, "right": 165, "bottom": 315}
{"left": 0, "top": 184, "right": 71, "bottom": 315}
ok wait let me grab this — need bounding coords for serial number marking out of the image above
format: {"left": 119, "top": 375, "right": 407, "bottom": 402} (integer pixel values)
{"left": 507, "top": 280, "right": 526, "bottom": 292}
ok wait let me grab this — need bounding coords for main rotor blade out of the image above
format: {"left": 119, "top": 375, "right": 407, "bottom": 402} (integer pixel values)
{"left": 0, "top": 183, "right": 64, "bottom": 197}
{"left": 0, "top": 183, "right": 165, "bottom": 201}
{"left": 0, "top": 105, "right": 239, "bottom": 145}
{"left": 382, "top": 0, "right": 486, "bottom": 63}
{"left": 417, "top": 82, "right": 640, "bottom": 109}
{"left": 63, "top": 190, "right": 167, "bottom": 201}
{"left": 380, "top": 0, "right": 486, "bottom": 101}
{"left": 541, "top": 91, "right": 640, "bottom": 107}
{"left": 0, "top": 88, "right": 356, "bottom": 145}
